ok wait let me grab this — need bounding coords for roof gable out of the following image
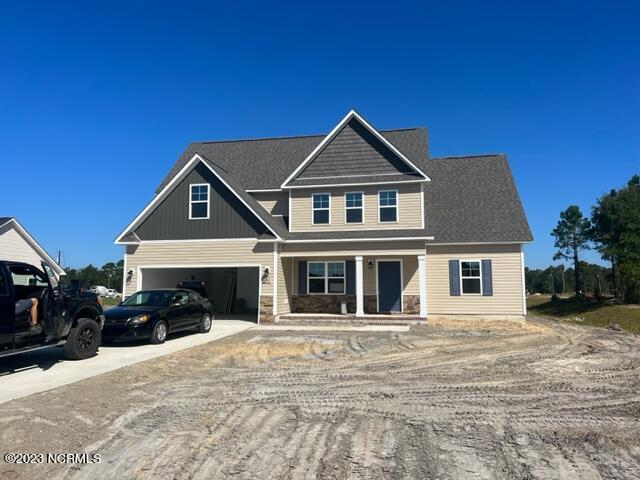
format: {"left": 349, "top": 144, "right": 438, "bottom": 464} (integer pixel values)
{"left": 115, "top": 154, "right": 284, "bottom": 244}
{"left": 281, "top": 110, "right": 429, "bottom": 188}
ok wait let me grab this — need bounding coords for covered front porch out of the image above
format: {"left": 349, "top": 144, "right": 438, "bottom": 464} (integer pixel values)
{"left": 278, "top": 241, "right": 427, "bottom": 319}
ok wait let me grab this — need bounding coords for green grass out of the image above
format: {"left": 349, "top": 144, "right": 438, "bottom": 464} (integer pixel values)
{"left": 101, "top": 297, "right": 121, "bottom": 306}
{"left": 527, "top": 295, "right": 640, "bottom": 333}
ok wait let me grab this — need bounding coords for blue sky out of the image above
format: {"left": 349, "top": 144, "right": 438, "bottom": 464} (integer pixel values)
{"left": 1, "top": 1, "right": 638, "bottom": 269}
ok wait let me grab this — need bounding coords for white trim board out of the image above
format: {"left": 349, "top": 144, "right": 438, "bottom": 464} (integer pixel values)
{"left": 280, "top": 110, "right": 431, "bottom": 188}
{"left": 114, "top": 154, "right": 283, "bottom": 244}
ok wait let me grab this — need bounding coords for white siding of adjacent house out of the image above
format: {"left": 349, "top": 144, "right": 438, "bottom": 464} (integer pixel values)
{"left": 0, "top": 223, "right": 49, "bottom": 268}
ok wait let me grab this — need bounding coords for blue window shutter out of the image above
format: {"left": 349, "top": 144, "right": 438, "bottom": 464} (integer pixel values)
{"left": 298, "top": 261, "right": 307, "bottom": 295}
{"left": 449, "top": 260, "right": 460, "bottom": 296}
{"left": 482, "top": 259, "right": 493, "bottom": 296}
{"left": 346, "top": 260, "right": 355, "bottom": 294}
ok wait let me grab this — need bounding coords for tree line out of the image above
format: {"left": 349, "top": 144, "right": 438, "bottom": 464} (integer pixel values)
{"left": 62, "top": 260, "right": 124, "bottom": 292}
{"left": 550, "top": 174, "right": 640, "bottom": 302}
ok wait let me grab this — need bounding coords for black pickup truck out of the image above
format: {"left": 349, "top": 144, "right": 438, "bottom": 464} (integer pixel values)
{"left": 0, "top": 261, "right": 104, "bottom": 359}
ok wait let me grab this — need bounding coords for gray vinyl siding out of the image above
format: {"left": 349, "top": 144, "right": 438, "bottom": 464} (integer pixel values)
{"left": 135, "top": 162, "right": 269, "bottom": 240}
{"left": 294, "top": 119, "right": 414, "bottom": 181}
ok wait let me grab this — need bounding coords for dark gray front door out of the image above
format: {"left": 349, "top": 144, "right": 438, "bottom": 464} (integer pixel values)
{"left": 377, "top": 261, "right": 402, "bottom": 313}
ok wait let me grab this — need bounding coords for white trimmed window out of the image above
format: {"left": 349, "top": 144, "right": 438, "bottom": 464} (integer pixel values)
{"left": 378, "top": 190, "right": 398, "bottom": 223}
{"left": 190, "top": 184, "right": 210, "bottom": 219}
{"left": 460, "top": 260, "right": 482, "bottom": 294}
{"left": 308, "top": 261, "right": 345, "bottom": 294}
{"left": 345, "top": 192, "right": 363, "bottom": 224}
{"left": 312, "top": 193, "right": 330, "bottom": 224}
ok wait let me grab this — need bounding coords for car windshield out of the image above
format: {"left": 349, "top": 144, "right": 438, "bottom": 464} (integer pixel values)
{"left": 121, "top": 290, "right": 174, "bottom": 307}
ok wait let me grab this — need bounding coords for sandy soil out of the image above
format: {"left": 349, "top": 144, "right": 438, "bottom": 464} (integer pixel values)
{"left": 0, "top": 317, "right": 639, "bottom": 479}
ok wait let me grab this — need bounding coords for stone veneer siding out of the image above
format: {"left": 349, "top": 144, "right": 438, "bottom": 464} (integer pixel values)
{"left": 259, "top": 295, "right": 274, "bottom": 323}
{"left": 291, "top": 295, "right": 357, "bottom": 314}
{"left": 403, "top": 295, "right": 420, "bottom": 314}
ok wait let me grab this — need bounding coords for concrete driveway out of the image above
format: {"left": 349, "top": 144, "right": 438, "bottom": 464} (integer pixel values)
{"left": 0, "top": 318, "right": 255, "bottom": 404}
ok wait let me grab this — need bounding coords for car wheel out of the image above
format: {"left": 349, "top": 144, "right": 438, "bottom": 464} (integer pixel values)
{"left": 198, "top": 313, "right": 213, "bottom": 333}
{"left": 150, "top": 320, "right": 168, "bottom": 345}
{"left": 63, "top": 318, "right": 101, "bottom": 360}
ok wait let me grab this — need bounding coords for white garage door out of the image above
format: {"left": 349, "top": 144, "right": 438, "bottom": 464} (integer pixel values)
{"left": 139, "top": 266, "right": 260, "bottom": 322}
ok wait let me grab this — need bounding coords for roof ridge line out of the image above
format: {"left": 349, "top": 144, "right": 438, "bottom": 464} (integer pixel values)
{"left": 191, "top": 127, "right": 426, "bottom": 145}
{"left": 430, "top": 153, "right": 506, "bottom": 160}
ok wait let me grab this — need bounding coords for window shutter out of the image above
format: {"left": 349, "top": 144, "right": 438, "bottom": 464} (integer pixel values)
{"left": 449, "top": 260, "right": 460, "bottom": 296}
{"left": 481, "top": 259, "right": 493, "bottom": 296}
{"left": 345, "top": 260, "right": 355, "bottom": 294}
{"left": 298, "top": 260, "right": 307, "bottom": 295}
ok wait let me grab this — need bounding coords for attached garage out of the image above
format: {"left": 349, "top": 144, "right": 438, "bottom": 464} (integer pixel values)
{"left": 138, "top": 266, "right": 261, "bottom": 322}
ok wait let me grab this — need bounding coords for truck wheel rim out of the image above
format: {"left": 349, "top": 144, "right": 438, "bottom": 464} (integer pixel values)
{"left": 157, "top": 323, "right": 167, "bottom": 341}
{"left": 79, "top": 327, "right": 95, "bottom": 351}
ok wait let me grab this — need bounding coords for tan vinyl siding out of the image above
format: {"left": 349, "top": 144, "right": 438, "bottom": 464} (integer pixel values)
{"left": 251, "top": 191, "right": 289, "bottom": 216}
{"left": 123, "top": 240, "right": 274, "bottom": 297}
{"left": 0, "top": 224, "right": 47, "bottom": 268}
{"left": 426, "top": 244, "right": 525, "bottom": 315}
{"left": 282, "top": 241, "right": 425, "bottom": 257}
{"left": 289, "top": 184, "right": 423, "bottom": 232}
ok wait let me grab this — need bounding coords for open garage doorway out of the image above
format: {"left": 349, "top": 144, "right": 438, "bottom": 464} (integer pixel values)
{"left": 139, "top": 266, "right": 260, "bottom": 323}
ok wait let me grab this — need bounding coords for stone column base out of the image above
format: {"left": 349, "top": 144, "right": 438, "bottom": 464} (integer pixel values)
{"left": 259, "top": 295, "right": 274, "bottom": 323}
{"left": 403, "top": 295, "right": 420, "bottom": 314}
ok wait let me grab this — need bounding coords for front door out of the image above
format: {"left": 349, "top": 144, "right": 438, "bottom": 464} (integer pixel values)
{"left": 377, "top": 261, "right": 402, "bottom": 313}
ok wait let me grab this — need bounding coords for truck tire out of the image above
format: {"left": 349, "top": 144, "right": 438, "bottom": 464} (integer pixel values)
{"left": 63, "top": 318, "right": 101, "bottom": 360}
{"left": 150, "top": 320, "right": 168, "bottom": 345}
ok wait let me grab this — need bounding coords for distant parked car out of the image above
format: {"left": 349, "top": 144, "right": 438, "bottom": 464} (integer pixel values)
{"left": 102, "top": 289, "right": 214, "bottom": 344}
{"left": 106, "top": 289, "right": 120, "bottom": 298}
{"left": 90, "top": 285, "right": 109, "bottom": 297}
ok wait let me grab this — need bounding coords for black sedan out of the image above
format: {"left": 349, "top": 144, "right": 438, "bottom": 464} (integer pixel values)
{"left": 102, "top": 289, "right": 214, "bottom": 344}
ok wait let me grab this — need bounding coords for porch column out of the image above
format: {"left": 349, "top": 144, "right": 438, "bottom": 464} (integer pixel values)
{"left": 355, "top": 256, "right": 364, "bottom": 316}
{"left": 418, "top": 254, "right": 427, "bottom": 318}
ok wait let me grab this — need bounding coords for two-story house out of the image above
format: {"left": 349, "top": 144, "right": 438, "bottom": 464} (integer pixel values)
{"left": 115, "top": 110, "right": 532, "bottom": 322}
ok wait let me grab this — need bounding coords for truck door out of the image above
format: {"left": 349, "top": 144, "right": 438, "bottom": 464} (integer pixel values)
{"left": 42, "top": 263, "right": 66, "bottom": 340}
{"left": 0, "top": 265, "right": 13, "bottom": 349}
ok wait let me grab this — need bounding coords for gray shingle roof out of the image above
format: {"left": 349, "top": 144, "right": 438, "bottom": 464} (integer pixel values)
{"left": 420, "top": 155, "right": 533, "bottom": 243}
{"left": 156, "top": 128, "right": 429, "bottom": 193}
{"left": 0, "top": 217, "right": 13, "bottom": 227}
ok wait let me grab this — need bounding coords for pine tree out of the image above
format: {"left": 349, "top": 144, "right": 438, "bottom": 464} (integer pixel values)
{"left": 551, "top": 206, "right": 591, "bottom": 296}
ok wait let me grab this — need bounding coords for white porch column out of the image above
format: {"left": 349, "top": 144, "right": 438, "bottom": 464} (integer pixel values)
{"left": 418, "top": 254, "right": 427, "bottom": 318}
{"left": 355, "top": 256, "right": 364, "bottom": 316}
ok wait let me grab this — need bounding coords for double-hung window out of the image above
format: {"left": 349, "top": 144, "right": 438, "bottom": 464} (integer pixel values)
{"left": 190, "top": 184, "right": 210, "bottom": 219}
{"left": 378, "top": 190, "right": 398, "bottom": 223}
{"left": 307, "top": 261, "right": 345, "bottom": 294}
{"left": 345, "top": 192, "right": 363, "bottom": 224}
{"left": 460, "top": 261, "right": 482, "bottom": 294}
{"left": 312, "top": 193, "right": 330, "bottom": 224}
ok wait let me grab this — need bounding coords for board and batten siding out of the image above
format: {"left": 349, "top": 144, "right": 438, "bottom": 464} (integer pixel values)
{"left": 0, "top": 224, "right": 47, "bottom": 268}
{"left": 277, "top": 256, "right": 292, "bottom": 315}
{"left": 251, "top": 191, "right": 288, "bottom": 216}
{"left": 123, "top": 240, "right": 274, "bottom": 297}
{"left": 425, "top": 244, "right": 525, "bottom": 316}
{"left": 289, "top": 183, "right": 423, "bottom": 232}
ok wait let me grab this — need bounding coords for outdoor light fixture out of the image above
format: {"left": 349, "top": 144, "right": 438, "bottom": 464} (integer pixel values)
{"left": 367, "top": 260, "right": 374, "bottom": 269}
{"left": 262, "top": 267, "right": 270, "bottom": 283}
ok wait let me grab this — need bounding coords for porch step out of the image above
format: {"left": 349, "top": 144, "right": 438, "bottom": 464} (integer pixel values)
{"left": 277, "top": 314, "right": 426, "bottom": 326}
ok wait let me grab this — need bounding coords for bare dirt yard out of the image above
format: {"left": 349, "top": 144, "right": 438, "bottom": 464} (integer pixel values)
{"left": 0, "top": 317, "right": 639, "bottom": 480}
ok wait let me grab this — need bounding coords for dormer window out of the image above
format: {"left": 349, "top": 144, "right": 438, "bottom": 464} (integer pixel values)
{"left": 189, "top": 184, "right": 210, "bottom": 219}
{"left": 345, "top": 192, "right": 363, "bottom": 224}
{"left": 312, "top": 193, "right": 330, "bottom": 224}
{"left": 378, "top": 190, "right": 398, "bottom": 223}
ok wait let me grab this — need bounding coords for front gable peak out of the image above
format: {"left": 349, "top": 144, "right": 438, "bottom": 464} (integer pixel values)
{"left": 281, "top": 110, "right": 430, "bottom": 188}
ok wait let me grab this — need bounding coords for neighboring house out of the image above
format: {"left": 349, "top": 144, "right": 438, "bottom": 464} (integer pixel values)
{"left": 115, "top": 110, "right": 532, "bottom": 322}
{"left": 0, "top": 217, "right": 65, "bottom": 277}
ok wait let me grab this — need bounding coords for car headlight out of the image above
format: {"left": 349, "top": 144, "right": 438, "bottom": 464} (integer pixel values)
{"left": 128, "top": 314, "right": 151, "bottom": 325}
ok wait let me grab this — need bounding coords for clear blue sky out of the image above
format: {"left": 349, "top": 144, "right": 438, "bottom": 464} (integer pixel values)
{"left": 1, "top": 1, "right": 638, "bottom": 269}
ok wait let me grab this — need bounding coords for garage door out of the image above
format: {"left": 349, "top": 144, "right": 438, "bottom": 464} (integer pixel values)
{"left": 139, "top": 266, "right": 260, "bottom": 322}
